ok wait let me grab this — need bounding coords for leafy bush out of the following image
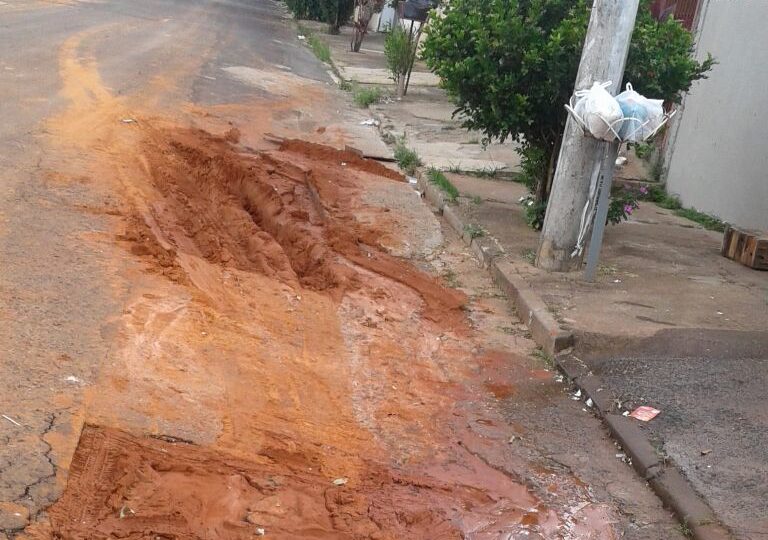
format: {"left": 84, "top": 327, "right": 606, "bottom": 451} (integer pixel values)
{"left": 353, "top": 86, "right": 384, "bottom": 107}
{"left": 520, "top": 195, "right": 548, "bottom": 231}
{"left": 394, "top": 142, "right": 422, "bottom": 174}
{"left": 427, "top": 168, "right": 459, "bottom": 202}
{"left": 285, "top": 0, "right": 354, "bottom": 33}
{"left": 385, "top": 26, "right": 417, "bottom": 97}
{"left": 607, "top": 189, "right": 639, "bottom": 225}
{"left": 423, "top": 0, "right": 714, "bottom": 225}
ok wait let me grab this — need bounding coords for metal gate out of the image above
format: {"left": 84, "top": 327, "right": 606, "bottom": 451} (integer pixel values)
{"left": 650, "top": 0, "right": 700, "bottom": 30}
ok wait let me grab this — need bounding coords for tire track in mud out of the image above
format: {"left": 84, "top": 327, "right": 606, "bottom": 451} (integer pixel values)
{"left": 130, "top": 127, "right": 467, "bottom": 330}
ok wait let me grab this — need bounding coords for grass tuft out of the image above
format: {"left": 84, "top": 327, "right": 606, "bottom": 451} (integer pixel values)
{"left": 426, "top": 167, "right": 459, "bottom": 202}
{"left": 307, "top": 34, "right": 331, "bottom": 64}
{"left": 645, "top": 185, "right": 725, "bottom": 231}
{"left": 353, "top": 86, "right": 383, "bottom": 108}
{"left": 394, "top": 143, "right": 422, "bottom": 175}
{"left": 464, "top": 223, "right": 485, "bottom": 239}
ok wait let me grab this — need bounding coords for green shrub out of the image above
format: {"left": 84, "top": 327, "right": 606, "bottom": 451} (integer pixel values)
{"left": 385, "top": 26, "right": 416, "bottom": 96}
{"left": 286, "top": 0, "right": 354, "bottom": 33}
{"left": 353, "top": 86, "right": 384, "bottom": 108}
{"left": 607, "top": 189, "right": 639, "bottom": 225}
{"left": 423, "top": 0, "right": 714, "bottom": 225}
{"left": 520, "top": 195, "right": 548, "bottom": 231}
{"left": 427, "top": 168, "right": 459, "bottom": 202}
{"left": 394, "top": 143, "right": 422, "bottom": 175}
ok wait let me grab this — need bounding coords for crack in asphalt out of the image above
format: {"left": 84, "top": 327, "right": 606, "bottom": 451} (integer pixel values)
{"left": 11, "top": 413, "right": 59, "bottom": 528}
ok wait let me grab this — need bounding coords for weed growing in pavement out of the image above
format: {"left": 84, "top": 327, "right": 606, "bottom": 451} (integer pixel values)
{"left": 633, "top": 142, "right": 654, "bottom": 160}
{"left": 643, "top": 185, "right": 726, "bottom": 231}
{"left": 673, "top": 207, "right": 726, "bottom": 232}
{"left": 521, "top": 248, "right": 536, "bottom": 265}
{"left": 353, "top": 86, "right": 384, "bottom": 108}
{"left": 446, "top": 163, "right": 463, "bottom": 174}
{"left": 676, "top": 520, "right": 693, "bottom": 538}
{"left": 467, "top": 166, "right": 504, "bottom": 179}
{"left": 471, "top": 195, "right": 483, "bottom": 205}
{"left": 464, "top": 223, "right": 485, "bottom": 239}
{"left": 297, "top": 23, "right": 333, "bottom": 64}
{"left": 441, "top": 269, "right": 461, "bottom": 288}
{"left": 380, "top": 131, "right": 397, "bottom": 145}
{"left": 394, "top": 143, "right": 422, "bottom": 175}
{"left": 339, "top": 79, "right": 353, "bottom": 92}
{"left": 426, "top": 167, "right": 459, "bottom": 203}
{"left": 308, "top": 34, "right": 331, "bottom": 64}
{"left": 531, "top": 347, "right": 555, "bottom": 369}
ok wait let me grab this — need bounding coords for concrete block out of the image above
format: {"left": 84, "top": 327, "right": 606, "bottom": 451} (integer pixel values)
{"left": 490, "top": 260, "right": 573, "bottom": 355}
{"left": 442, "top": 205, "right": 464, "bottom": 237}
{"left": 577, "top": 374, "right": 614, "bottom": 414}
{"left": 604, "top": 414, "right": 662, "bottom": 479}
{"left": 650, "top": 469, "right": 733, "bottom": 540}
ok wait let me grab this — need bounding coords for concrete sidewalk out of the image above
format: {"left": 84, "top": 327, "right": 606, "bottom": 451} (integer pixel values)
{"left": 428, "top": 172, "right": 768, "bottom": 540}
{"left": 300, "top": 21, "right": 522, "bottom": 175}
{"left": 298, "top": 21, "right": 440, "bottom": 87}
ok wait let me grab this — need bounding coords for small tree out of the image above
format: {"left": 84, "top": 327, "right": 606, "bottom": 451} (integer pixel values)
{"left": 385, "top": 26, "right": 417, "bottom": 97}
{"left": 351, "top": 0, "right": 386, "bottom": 52}
{"left": 285, "top": 0, "right": 355, "bottom": 34}
{"left": 423, "top": 0, "right": 714, "bottom": 223}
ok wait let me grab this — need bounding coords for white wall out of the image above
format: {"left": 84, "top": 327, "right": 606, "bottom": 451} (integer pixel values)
{"left": 664, "top": 0, "right": 768, "bottom": 231}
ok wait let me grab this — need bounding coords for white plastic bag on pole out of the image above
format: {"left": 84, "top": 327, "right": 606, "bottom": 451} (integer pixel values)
{"left": 615, "top": 83, "right": 665, "bottom": 141}
{"left": 573, "top": 81, "right": 623, "bottom": 142}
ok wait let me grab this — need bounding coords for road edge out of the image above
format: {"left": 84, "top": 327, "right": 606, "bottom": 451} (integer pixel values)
{"left": 413, "top": 170, "right": 734, "bottom": 540}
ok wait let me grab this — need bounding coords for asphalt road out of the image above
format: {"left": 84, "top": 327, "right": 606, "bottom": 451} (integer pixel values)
{"left": 582, "top": 329, "right": 768, "bottom": 540}
{"left": 0, "top": 0, "right": 328, "bottom": 527}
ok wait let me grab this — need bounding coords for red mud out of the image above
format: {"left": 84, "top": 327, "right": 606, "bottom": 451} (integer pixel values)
{"left": 278, "top": 138, "right": 405, "bottom": 182}
{"left": 134, "top": 127, "right": 465, "bottom": 328}
{"left": 44, "top": 425, "right": 525, "bottom": 540}
{"left": 26, "top": 29, "right": 623, "bottom": 540}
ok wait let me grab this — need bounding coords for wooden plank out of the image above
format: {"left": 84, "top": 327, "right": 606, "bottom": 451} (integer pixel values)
{"left": 753, "top": 239, "right": 768, "bottom": 270}
{"left": 741, "top": 236, "right": 757, "bottom": 266}
{"left": 727, "top": 230, "right": 744, "bottom": 260}
{"left": 721, "top": 224, "right": 733, "bottom": 257}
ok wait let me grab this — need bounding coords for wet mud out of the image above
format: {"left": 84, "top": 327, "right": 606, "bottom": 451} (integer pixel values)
{"left": 25, "top": 125, "right": 614, "bottom": 540}
{"left": 12, "top": 28, "right": 632, "bottom": 540}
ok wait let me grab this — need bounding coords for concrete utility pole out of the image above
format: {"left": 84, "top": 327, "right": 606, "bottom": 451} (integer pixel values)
{"left": 536, "top": 0, "right": 640, "bottom": 272}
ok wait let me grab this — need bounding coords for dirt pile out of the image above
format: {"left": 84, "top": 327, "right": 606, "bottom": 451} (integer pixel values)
{"left": 133, "top": 127, "right": 465, "bottom": 325}
{"left": 42, "top": 425, "right": 514, "bottom": 540}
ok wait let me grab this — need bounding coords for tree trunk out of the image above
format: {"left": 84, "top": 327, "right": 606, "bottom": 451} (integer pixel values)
{"left": 351, "top": 28, "right": 364, "bottom": 51}
{"left": 396, "top": 75, "right": 405, "bottom": 98}
{"left": 351, "top": 0, "right": 383, "bottom": 52}
{"left": 544, "top": 136, "right": 561, "bottom": 201}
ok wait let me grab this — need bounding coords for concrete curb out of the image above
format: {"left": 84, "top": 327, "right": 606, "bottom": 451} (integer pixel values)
{"left": 415, "top": 172, "right": 573, "bottom": 357}
{"left": 412, "top": 170, "right": 733, "bottom": 540}
{"left": 559, "top": 354, "right": 734, "bottom": 540}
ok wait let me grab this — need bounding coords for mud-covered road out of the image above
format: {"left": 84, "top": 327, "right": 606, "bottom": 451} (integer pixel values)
{"left": 0, "top": 1, "right": 687, "bottom": 538}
